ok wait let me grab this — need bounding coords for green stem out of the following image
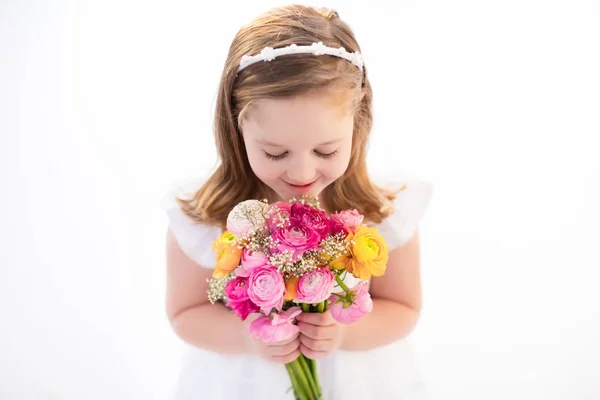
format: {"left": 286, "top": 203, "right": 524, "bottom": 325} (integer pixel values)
{"left": 285, "top": 363, "right": 307, "bottom": 400}
{"left": 295, "top": 302, "right": 325, "bottom": 399}
{"left": 309, "top": 358, "right": 322, "bottom": 395}
{"left": 297, "top": 355, "right": 320, "bottom": 399}
{"left": 317, "top": 301, "right": 325, "bottom": 313}
{"left": 309, "top": 358, "right": 316, "bottom": 376}
{"left": 335, "top": 273, "right": 350, "bottom": 293}
{"left": 289, "top": 359, "right": 311, "bottom": 400}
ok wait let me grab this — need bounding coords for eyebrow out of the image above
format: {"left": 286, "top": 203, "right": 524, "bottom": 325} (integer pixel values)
{"left": 256, "top": 138, "right": 343, "bottom": 147}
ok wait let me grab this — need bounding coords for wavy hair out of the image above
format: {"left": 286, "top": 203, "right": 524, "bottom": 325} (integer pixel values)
{"left": 178, "top": 5, "right": 399, "bottom": 229}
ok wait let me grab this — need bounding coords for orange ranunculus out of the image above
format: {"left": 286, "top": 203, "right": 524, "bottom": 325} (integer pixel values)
{"left": 284, "top": 276, "right": 299, "bottom": 301}
{"left": 329, "top": 253, "right": 349, "bottom": 270}
{"left": 331, "top": 225, "right": 388, "bottom": 280}
{"left": 211, "top": 231, "right": 242, "bottom": 278}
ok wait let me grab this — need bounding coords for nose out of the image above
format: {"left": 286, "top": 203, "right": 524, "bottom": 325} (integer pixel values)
{"left": 286, "top": 154, "right": 317, "bottom": 184}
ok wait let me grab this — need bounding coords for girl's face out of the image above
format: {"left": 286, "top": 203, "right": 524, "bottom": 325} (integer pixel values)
{"left": 241, "top": 91, "right": 354, "bottom": 203}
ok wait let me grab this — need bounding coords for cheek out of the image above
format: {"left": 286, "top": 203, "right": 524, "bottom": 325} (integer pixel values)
{"left": 246, "top": 149, "right": 281, "bottom": 182}
{"left": 322, "top": 143, "right": 352, "bottom": 179}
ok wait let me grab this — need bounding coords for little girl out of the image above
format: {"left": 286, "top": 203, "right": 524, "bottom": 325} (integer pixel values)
{"left": 163, "top": 5, "right": 433, "bottom": 399}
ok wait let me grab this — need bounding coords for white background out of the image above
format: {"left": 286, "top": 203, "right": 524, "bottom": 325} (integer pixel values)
{"left": 2, "top": 0, "right": 599, "bottom": 399}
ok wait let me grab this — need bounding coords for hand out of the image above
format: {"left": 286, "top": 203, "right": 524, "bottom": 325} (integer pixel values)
{"left": 241, "top": 313, "right": 302, "bottom": 364}
{"left": 296, "top": 309, "right": 346, "bottom": 359}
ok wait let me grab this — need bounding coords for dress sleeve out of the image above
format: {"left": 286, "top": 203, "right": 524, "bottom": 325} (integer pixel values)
{"left": 376, "top": 178, "right": 434, "bottom": 251}
{"left": 161, "top": 176, "right": 222, "bottom": 269}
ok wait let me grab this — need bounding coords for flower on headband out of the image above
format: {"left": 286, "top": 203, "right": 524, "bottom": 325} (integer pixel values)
{"left": 260, "top": 46, "right": 276, "bottom": 61}
{"left": 311, "top": 41, "right": 326, "bottom": 55}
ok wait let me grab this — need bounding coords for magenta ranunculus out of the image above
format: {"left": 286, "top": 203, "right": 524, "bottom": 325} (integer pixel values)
{"left": 329, "top": 218, "right": 347, "bottom": 236}
{"left": 328, "top": 281, "right": 373, "bottom": 324}
{"left": 271, "top": 219, "right": 321, "bottom": 261}
{"left": 248, "top": 307, "right": 302, "bottom": 343}
{"left": 290, "top": 203, "right": 331, "bottom": 239}
{"left": 267, "top": 202, "right": 292, "bottom": 231}
{"left": 330, "top": 209, "right": 364, "bottom": 234}
{"left": 247, "top": 266, "right": 286, "bottom": 314}
{"left": 224, "top": 276, "right": 260, "bottom": 321}
{"left": 235, "top": 248, "right": 270, "bottom": 277}
{"left": 294, "top": 268, "right": 335, "bottom": 304}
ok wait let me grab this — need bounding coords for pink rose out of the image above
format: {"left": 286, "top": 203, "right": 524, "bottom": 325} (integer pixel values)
{"left": 248, "top": 307, "right": 302, "bottom": 343}
{"left": 328, "top": 281, "right": 373, "bottom": 324}
{"left": 267, "top": 202, "right": 292, "bottom": 231}
{"left": 247, "top": 266, "right": 286, "bottom": 314}
{"left": 271, "top": 219, "right": 321, "bottom": 261}
{"left": 226, "top": 200, "right": 267, "bottom": 236}
{"left": 330, "top": 209, "right": 364, "bottom": 234}
{"left": 294, "top": 268, "right": 335, "bottom": 304}
{"left": 235, "top": 248, "right": 270, "bottom": 277}
{"left": 290, "top": 203, "right": 331, "bottom": 240}
{"left": 224, "top": 276, "right": 260, "bottom": 321}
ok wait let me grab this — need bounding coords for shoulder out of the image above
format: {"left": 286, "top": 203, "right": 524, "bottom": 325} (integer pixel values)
{"left": 161, "top": 172, "right": 222, "bottom": 269}
{"left": 370, "top": 171, "right": 434, "bottom": 251}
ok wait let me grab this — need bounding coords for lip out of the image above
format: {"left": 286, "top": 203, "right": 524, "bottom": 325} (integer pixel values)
{"left": 284, "top": 179, "right": 318, "bottom": 194}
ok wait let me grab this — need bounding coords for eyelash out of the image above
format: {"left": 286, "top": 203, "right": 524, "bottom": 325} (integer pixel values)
{"left": 264, "top": 150, "right": 338, "bottom": 161}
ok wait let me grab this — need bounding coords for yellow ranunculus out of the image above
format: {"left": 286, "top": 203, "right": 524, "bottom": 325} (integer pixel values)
{"left": 331, "top": 225, "right": 388, "bottom": 280}
{"left": 211, "top": 231, "right": 242, "bottom": 278}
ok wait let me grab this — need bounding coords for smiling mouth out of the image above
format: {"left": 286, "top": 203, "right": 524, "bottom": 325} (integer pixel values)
{"left": 287, "top": 182, "right": 314, "bottom": 188}
{"left": 285, "top": 179, "right": 317, "bottom": 188}
{"left": 284, "top": 179, "right": 319, "bottom": 192}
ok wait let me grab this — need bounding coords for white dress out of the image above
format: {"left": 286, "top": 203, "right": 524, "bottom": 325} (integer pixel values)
{"left": 163, "top": 174, "right": 433, "bottom": 400}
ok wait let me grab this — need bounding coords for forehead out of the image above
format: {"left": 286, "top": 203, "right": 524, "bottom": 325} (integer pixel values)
{"left": 241, "top": 92, "right": 354, "bottom": 147}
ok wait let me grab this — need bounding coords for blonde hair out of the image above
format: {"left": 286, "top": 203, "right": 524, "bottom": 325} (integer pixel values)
{"left": 178, "top": 5, "right": 400, "bottom": 230}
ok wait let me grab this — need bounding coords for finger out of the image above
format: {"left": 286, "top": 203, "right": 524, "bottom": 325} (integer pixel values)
{"left": 271, "top": 348, "right": 301, "bottom": 364}
{"left": 268, "top": 332, "right": 299, "bottom": 347}
{"left": 300, "top": 343, "right": 327, "bottom": 360}
{"left": 297, "top": 321, "right": 336, "bottom": 340}
{"left": 296, "top": 310, "right": 336, "bottom": 326}
{"left": 299, "top": 334, "right": 333, "bottom": 352}
{"left": 264, "top": 338, "right": 300, "bottom": 357}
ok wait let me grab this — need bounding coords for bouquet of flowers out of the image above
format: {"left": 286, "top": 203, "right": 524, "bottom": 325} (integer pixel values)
{"left": 207, "top": 196, "right": 389, "bottom": 400}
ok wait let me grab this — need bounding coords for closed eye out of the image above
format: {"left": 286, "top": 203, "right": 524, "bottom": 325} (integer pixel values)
{"left": 264, "top": 151, "right": 288, "bottom": 160}
{"left": 264, "top": 150, "right": 338, "bottom": 161}
{"left": 314, "top": 150, "right": 338, "bottom": 159}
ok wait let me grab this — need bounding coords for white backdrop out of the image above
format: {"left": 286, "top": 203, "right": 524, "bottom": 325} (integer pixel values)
{"left": 2, "top": 0, "right": 599, "bottom": 399}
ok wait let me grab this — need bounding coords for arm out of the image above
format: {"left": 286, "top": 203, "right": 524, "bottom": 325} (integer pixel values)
{"left": 340, "top": 231, "right": 423, "bottom": 351}
{"left": 165, "top": 228, "right": 249, "bottom": 354}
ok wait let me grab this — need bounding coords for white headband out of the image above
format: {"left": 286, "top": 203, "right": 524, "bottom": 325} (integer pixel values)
{"left": 237, "top": 42, "right": 364, "bottom": 73}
